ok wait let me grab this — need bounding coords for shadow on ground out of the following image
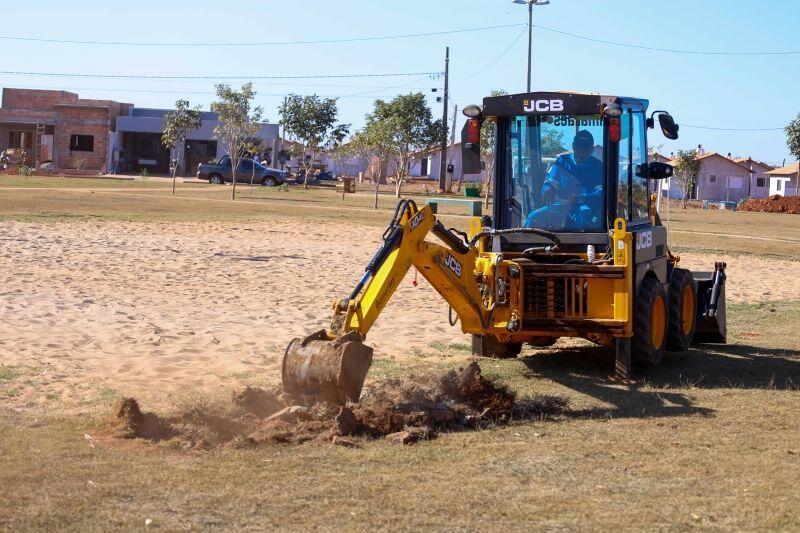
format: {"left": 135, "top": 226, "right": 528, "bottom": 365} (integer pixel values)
{"left": 518, "top": 342, "right": 800, "bottom": 420}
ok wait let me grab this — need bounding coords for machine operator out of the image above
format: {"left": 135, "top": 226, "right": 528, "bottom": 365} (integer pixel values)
{"left": 524, "top": 129, "right": 603, "bottom": 229}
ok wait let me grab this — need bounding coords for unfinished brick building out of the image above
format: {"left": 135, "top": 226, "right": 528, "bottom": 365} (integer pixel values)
{"left": 0, "top": 88, "right": 131, "bottom": 172}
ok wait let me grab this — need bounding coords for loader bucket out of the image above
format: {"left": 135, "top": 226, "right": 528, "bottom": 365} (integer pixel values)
{"left": 693, "top": 265, "right": 727, "bottom": 344}
{"left": 282, "top": 329, "right": 373, "bottom": 405}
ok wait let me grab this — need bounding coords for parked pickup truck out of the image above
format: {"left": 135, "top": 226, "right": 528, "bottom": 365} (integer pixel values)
{"left": 197, "top": 156, "right": 287, "bottom": 186}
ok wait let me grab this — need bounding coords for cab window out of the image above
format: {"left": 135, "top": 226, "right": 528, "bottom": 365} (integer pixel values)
{"left": 617, "top": 111, "right": 631, "bottom": 220}
{"left": 504, "top": 114, "right": 605, "bottom": 232}
{"left": 617, "top": 109, "right": 648, "bottom": 221}
{"left": 631, "top": 111, "right": 648, "bottom": 220}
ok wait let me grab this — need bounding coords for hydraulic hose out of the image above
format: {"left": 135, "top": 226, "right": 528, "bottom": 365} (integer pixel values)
{"left": 469, "top": 227, "right": 563, "bottom": 250}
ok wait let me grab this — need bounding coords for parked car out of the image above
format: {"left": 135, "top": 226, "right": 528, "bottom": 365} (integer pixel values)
{"left": 295, "top": 168, "right": 334, "bottom": 181}
{"left": 197, "top": 156, "right": 287, "bottom": 186}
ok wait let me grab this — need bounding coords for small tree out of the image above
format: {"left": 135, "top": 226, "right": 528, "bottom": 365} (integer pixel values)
{"left": 785, "top": 113, "right": 800, "bottom": 196}
{"left": 356, "top": 125, "right": 393, "bottom": 209}
{"left": 211, "top": 83, "right": 263, "bottom": 200}
{"left": 673, "top": 149, "right": 700, "bottom": 208}
{"left": 279, "top": 94, "right": 349, "bottom": 189}
{"left": 363, "top": 93, "right": 443, "bottom": 198}
{"left": 162, "top": 99, "right": 202, "bottom": 194}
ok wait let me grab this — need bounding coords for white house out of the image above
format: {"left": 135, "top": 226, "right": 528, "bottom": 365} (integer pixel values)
{"left": 409, "top": 141, "right": 486, "bottom": 184}
{"left": 764, "top": 162, "right": 799, "bottom": 196}
{"left": 661, "top": 152, "right": 760, "bottom": 202}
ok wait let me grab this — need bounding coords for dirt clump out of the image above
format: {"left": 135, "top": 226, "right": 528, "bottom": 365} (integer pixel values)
{"left": 107, "top": 363, "right": 567, "bottom": 449}
{"left": 113, "top": 398, "right": 174, "bottom": 441}
{"left": 741, "top": 195, "right": 800, "bottom": 214}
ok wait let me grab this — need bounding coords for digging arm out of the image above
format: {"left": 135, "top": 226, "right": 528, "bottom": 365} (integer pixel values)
{"left": 331, "top": 200, "right": 487, "bottom": 338}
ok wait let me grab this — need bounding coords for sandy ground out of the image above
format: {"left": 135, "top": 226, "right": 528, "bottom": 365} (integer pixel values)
{"left": 2, "top": 221, "right": 799, "bottom": 414}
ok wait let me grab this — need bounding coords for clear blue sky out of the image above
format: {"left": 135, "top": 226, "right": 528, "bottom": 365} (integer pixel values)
{"left": 1, "top": 0, "right": 797, "bottom": 165}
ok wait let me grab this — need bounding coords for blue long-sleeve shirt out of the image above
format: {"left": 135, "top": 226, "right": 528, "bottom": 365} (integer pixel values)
{"left": 542, "top": 153, "right": 603, "bottom": 201}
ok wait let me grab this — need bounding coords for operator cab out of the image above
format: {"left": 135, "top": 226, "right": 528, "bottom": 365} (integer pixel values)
{"left": 462, "top": 91, "right": 677, "bottom": 254}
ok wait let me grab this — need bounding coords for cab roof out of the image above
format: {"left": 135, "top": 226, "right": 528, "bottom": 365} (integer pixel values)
{"left": 482, "top": 91, "right": 649, "bottom": 117}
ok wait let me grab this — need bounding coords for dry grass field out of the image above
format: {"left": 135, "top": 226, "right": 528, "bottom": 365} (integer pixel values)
{"left": 1, "top": 176, "right": 799, "bottom": 530}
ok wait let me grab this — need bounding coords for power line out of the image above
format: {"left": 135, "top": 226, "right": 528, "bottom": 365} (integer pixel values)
{"left": 0, "top": 24, "right": 526, "bottom": 47}
{"left": 680, "top": 124, "right": 785, "bottom": 131}
{"left": 340, "top": 77, "right": 432, "bottom": 98}
{"left": 535, "top": 24, "right": 800, "bottom": 56}
{"left": 459, "top": 27, "right": 527, "bottom": 79}
{"left": 0, "top": 70, "right": 442, "bottom": 81}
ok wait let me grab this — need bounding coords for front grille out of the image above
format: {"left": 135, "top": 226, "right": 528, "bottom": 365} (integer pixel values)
{"left": 523, "top": 273, "right": 588, "bottom": 320}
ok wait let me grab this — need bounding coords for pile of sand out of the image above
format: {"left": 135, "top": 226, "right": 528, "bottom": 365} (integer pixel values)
{"left": 110, "top": 362, "right": 567, "bottom": 449}
{"left": 741, "top": 195, "right": 800, "bottom": 214}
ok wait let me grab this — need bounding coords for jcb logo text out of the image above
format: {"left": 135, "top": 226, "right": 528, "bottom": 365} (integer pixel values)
{"left": 636, "top": 231, "right": 653, "bottom": 250}
{"left": 523, "top": 99, "right": 564, "bottom": 113}
{"left": 444, "top": 254, "right": 462, "bottom": 277}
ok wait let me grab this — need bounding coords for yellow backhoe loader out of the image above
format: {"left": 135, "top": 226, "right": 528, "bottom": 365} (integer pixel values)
{"left": 283, "top": 91, "right": 727, "bottom": 404}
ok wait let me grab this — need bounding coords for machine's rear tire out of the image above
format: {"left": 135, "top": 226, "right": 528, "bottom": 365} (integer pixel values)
{"left": 471, "top": 335, "right": 521, "bottom": 359}
{"left": 666, "top": 268, "right": 697, "bottom": 351}
{"left": 632, "top": 277, "right": 668, "bottom": 366}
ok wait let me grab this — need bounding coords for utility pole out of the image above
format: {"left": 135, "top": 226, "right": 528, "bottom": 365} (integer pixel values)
{"left": 526, "top": 2, "right": 533, "bottom": 92}
{"left": 438, "top": 46, "right": 449, "bottom": 192}
{"left": 514, "top": 0, "right": 550, "bottom": 91}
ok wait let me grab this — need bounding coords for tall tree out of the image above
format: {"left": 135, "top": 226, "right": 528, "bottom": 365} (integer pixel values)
{"left": 480, "top": 90, "right": 507, "bottom": 209}
{"left": 785, "top": 113, "right": 800, "bottom": 196}
{"left": 363, "top": 93, "right": 443, "bottom": 197}
{"left": 673, "top": 149, "right": 700, "bottom": 208}
{"left": 161, "top": 100, "right": 202, "bottom": 195}
{"left": 211, "top": 83, "right": 263, "bottom": 200}
{"left": 279, "top": 94, "right": 349, "bottom": 189}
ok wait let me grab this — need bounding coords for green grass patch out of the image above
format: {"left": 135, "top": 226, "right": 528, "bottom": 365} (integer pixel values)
{"left": 0, "top": 365, "right": 20, "bottom": 381}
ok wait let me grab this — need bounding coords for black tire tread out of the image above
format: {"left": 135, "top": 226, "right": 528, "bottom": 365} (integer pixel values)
{"left": 666, "top": 268, "right": 696, "bottom": 351}
{"left": 632, "top": 277, "right": 667, "bottom": 366}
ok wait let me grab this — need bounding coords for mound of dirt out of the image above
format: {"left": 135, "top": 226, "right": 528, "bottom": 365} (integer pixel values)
{"left": 741, "top": 195, "right": 800, "bottom": 214}
{"left": 108, "top": 362, "right": 567, "bottom": 449}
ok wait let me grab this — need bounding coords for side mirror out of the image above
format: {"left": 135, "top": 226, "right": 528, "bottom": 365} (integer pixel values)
{"left": 636, "top": 161, "right": 673, "bottom": 180}
{"left": 646, "top": 111, "right": 680, "bottom": 140}
{"left": 658, "top": 113, "right": 679, "bottom": 140}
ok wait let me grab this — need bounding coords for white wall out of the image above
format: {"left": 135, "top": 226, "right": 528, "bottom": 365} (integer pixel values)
{"left": 769, "top": 176, "right": 790, "bottom": 196}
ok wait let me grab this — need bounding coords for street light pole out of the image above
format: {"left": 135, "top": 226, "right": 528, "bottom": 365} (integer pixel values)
{"left": 527, "top": 2, "right": 532, "bottom": 92}
{"left": 513, "top": 0, "right": 550, "bottom": 93}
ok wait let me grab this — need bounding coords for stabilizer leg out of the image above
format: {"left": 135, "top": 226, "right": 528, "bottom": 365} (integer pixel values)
{"left": 614, "top": 337, "right": 632, "bottom": 380}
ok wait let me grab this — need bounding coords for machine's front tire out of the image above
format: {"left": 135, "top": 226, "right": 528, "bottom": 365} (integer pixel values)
{"left": 666, "top": 268, "right": 697, "bottom": 351}
{"left": 632, "top": 277, "right": 668, "bottom": 366}
{"left": 471, "top": 335, "right": 521, "bottom": 359}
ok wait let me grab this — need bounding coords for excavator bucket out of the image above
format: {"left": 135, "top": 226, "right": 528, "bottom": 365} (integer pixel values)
{"left": 282, "top": 329, "right": 373, "bottom": 405}
{"left": 693, "top": 262, "right": 727, "bottom": 343}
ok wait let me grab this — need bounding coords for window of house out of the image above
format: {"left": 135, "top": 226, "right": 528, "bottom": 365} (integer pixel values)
{"left": 756, "top": 177, "right": 766, "bottom": 187}
{"left": 777, "top": 180, "right": 782, "bottom": 191}
{"left": 70, "top": 134, "right": 94, "bottom": 152}
{"left": 709, "top": 174, "right": 717, "bottom": 183}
